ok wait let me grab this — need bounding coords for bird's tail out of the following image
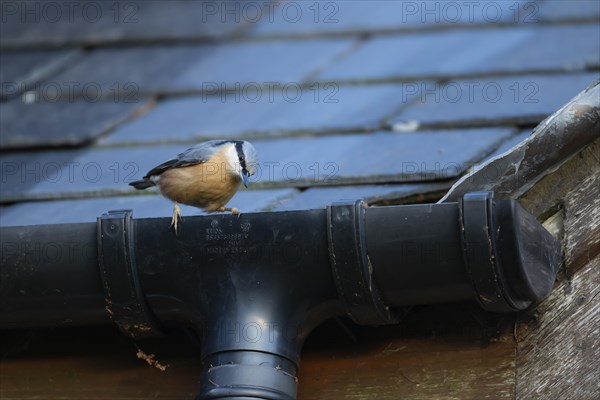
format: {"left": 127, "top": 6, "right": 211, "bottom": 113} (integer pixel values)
{"left": 129, "top": 178, "right": 155, "bottom": 190}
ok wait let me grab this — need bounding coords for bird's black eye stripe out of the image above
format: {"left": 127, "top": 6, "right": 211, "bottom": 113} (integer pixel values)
{"left": 234, "top": 141, "right": 247, "bottom": 170}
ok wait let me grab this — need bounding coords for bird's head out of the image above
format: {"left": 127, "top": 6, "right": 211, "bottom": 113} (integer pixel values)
{"left": 222, "top": 140, "right": 258, "bottom": 188}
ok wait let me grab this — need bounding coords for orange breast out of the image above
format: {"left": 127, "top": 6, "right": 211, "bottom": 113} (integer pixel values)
{"left": 156, "top": 148, "right": 241, "bottom": 211}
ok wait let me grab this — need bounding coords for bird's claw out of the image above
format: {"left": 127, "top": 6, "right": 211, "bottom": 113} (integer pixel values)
{"left": 169, "top": 203, "right": 182, "bottom": 234}
{"left": 219, "top": 207, "right": 242, "bottom": 218}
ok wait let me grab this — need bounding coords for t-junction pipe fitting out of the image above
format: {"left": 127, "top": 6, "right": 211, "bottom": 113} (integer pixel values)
{"left": 0, "top": 192, "right": 561, "bottom": 399}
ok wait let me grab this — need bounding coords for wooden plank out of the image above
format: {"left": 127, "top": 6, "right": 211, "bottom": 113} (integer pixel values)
{"left": 298, "top": 325, "right": 515, "bottom": 400}
{"left": 514, "top": 255, "right": 599, "bottom": 400}
{"left": 298, "top": 306, "right": 518, "bottom": 399}
{"left": 0, "top": 327, "right": 201, "bottom": 399}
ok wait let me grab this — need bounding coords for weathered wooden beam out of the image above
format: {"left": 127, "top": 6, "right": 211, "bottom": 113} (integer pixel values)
{"left": 298, "top": 324, "right": 515, "bottom": 400}
{"left": 514, "top": 139, "right": 600, "bottom": 400}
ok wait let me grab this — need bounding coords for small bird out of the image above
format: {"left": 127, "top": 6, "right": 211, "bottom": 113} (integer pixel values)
{"left": 130, "top": 140, "right": 258, "bottom": 233}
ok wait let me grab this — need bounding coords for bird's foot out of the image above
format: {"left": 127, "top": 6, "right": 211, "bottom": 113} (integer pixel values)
{"left": 169, "top": 203, "right": 183, "bottom": 234}
{"left": 218, "top": 206, "right": 241, "bottom": 218}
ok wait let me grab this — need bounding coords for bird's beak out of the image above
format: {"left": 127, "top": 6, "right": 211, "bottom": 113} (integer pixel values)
{"left": 241, "top": 170, "right": 249, "bottom": 188}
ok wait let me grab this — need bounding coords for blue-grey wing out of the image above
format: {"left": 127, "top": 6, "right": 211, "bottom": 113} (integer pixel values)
{"left": 143, "top": 140, "right": 221, "bottom": 178}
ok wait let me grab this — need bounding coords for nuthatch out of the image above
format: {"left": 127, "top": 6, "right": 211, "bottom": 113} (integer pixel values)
{"left": 130, "top": 140, "right": 258, "bottom": 233}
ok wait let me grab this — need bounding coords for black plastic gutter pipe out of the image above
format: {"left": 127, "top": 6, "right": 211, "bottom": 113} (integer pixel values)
{"left": 0, "top": 192, "right": 561, "bottom": 399}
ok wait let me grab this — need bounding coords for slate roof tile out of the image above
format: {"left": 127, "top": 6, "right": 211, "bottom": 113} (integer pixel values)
{"left": 484, "top": 130, "right": 532, "bottom": 160}
{"left": 0, "top": 98, "right": 149, "bottom": 149}
{"left": 101, "top": 84, "right": 421, "bottom": 145}
{"left": 537, "top": 0, "right": 600, "bottom": 22}
{"left": 390, "top": 73, "right": 600, "bottom": 131}
{"left": 253, "top": 129, "right": 514, "bottom": 186}
{"left": 317, "top": 24, "right": 600, "bottom": 82}
{"left": 0, "top": 128, "right": 514, "bottom": 203}
{"left": 0, "top": 0, "right": 250, "bottom": 48}
{"left": 272, "top": 182, "right": 450, "bottom": 212}
{"left": 0, "top": 188, "right": 297, "bottom": 227}
{"left": 0, "top": 49, "right": 81, "bottom": 98}
{"left": 44, "top": 39, "right": 356, "bottom": 97}
{"left": 250, "top": 1, "right": 539, "bottom": 37}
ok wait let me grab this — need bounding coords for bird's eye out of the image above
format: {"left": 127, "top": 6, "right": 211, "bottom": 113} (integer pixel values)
{"left": 239, "top": 156, "right": 244, "bottom": 162}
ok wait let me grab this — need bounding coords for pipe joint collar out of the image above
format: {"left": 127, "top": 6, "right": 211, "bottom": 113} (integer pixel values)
{"left": 327, "top": 200, "right": 397, "bottom": 326}
{"left": 97, "top": 209, "right": 163, "bottom": 338}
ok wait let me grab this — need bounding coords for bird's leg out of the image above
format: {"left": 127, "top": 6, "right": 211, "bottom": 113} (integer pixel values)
{"left": 217, "top": 206, "right": 241, "bottom": 216}
{"left": 170, "top": 203, "right": 182, "bottom": 234}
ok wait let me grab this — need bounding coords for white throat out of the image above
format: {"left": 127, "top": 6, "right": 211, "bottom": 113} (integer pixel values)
{"left": 223, "top": 144, "right": 242, "bottom": 176}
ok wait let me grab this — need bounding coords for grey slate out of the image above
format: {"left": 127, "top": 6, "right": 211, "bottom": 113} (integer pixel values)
{"left": 44, "top": 39, "right": 355, "bottom": 96}
{"left": 0, "top": 1, "right": 249, "bottom": 48}
{"left": 0, "top": 128, "right": 514, "bottom": 203}
{"left": 0, "top": 189, "right": 297, "bottom": 227}
{"left": 272, "top": 182, "right": 450, "bottom": 212}
{"left": 318, "top": 24, "right": 600, "bottom": 82}
{"left": 250, "top": 0, "right": 536, "bottom": 37}
{"left": 0, "top": 49, "right": 81, "bottom": 98}
{"left": 538, "top": 0, "right": 600, "bottom": 22}
{"left": 390, "top": 73, "right": 600, "bottom": 131}
{"left": 484, "top": 130, "right": 532, "bottom": 160}
{"left": 101, "top": 84, "right": 420, "bottom": 145}
{"left": 252, "top": 129, "right": 513, "bottom": 187}
{"left": 0, "top": 99, "right": 148, "bottom": 149}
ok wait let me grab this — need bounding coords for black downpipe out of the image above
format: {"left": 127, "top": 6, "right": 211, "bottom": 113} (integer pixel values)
{"left": 0, "top": 192, "right": 561, "bottom": 399}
